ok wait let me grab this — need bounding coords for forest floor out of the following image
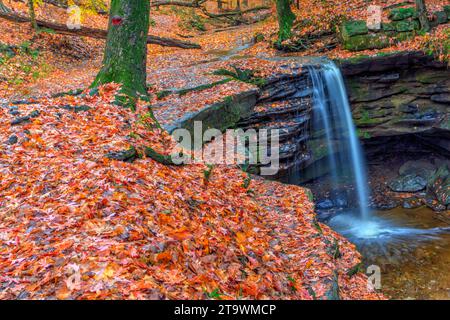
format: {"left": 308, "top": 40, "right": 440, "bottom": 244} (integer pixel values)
{"left": 0, "top": 0, "right": 448, "bottom": 300}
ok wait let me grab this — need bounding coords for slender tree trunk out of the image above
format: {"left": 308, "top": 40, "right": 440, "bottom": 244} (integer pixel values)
{"left": 28, "top": 0, "right": 39, "bottom": 31}
{"left": 217, "top": 0, "right": 222, "bottom": 11}
{"left": 415, "top": 0, "right": 430, "bottom": 32}
{"left": 242, "top": 0, "right": 248, "bottom": 8}
{"left": 236, "top": 0, "right": 240, "bottom": 11}
{"left": 275, "top": 0, "right": 295, "bottom": 42}
{"left": 91, "top": 0, "right": 150, "bottom": 105}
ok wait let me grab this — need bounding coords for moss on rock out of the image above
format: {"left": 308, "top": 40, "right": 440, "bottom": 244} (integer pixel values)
{"left": 343, "top": 33, "right": 391, "bottom": 51}
{"left": 392, "top": 20, "right": 420, "bottom": 32}
{"left": 341, "top": 20, "right": 368, "bottom": 39}
{"left": 444, "top": 5, "right": 450, "bottom": 17}
{"left": 381, "top": 22, "right": 396, "bottom": 31}
{"left": 389, "top": 7, "right": 416, "bottom": 21}
{"left": 433, "top": 11, "right": 449, "bottom": 24}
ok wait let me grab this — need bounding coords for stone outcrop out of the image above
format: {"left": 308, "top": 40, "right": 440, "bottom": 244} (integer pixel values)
{"left": 237, "top": 71, "right": 313, "bottom": 174}
{"left": 425, "top": 164, "right": 450, "bottom": 211}
{"left": 339, "top": 51, "right": 450, "bottom": 158}
{"left": 339, "top": 7, "right": 449, "bottom": 51}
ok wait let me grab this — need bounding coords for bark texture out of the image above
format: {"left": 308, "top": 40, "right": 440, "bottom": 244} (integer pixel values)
{"left": 91, "top": 0, "right": 150, "bottom": 103}
{"left": 276, "top": 0, "right": 295, "bottom": 42}
{"left": 415, "top": 0, "right": 430, "bottom": 32}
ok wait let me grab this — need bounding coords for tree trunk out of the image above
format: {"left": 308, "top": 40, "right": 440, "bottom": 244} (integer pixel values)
{"left": 415, "top": 0, "right": 430, "bottom": 32}
{"left": 275, "top": 0, "right": 295, "bottom": 42}
{"left": 28, "top": 0, "right": 38, "bottom": 31}
{"left": 217, "top": 0, "right": 222, "bottom": 11}
{"left": 91, "top": 0, "right": 150, "bottom": 104}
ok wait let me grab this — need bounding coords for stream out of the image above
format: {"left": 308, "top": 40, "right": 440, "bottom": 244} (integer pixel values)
{"left": 340, "top": 207, "right": 450, "bottom": 299}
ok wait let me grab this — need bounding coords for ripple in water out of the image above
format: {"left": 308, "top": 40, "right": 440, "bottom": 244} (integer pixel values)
{"left": 328, "top": 208, "right": 450, "bottom": 299}
{"left": 329, "top": 212, "right": 449, "bottom": 243}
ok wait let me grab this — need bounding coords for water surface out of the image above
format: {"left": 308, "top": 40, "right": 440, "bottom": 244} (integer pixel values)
{"left": 329, "top": 207, "right": 450, "bottom": 299}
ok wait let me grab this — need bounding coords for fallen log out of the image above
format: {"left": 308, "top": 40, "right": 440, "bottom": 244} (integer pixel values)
{"left": 201, "top": 5, "right": 270, "bottom": 18}
{"left": 152, "top": 0, "right": 206, "bottom": 7}
{"left": 0, "top": 10, "right": 201, "bottom": 49}
{"left": 12, "top": 0, "right": 108, "bottom": 14}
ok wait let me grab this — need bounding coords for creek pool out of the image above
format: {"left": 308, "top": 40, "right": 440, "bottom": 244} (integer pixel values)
{"left": 328, "top": 207, "right": 450, "bottom": 299}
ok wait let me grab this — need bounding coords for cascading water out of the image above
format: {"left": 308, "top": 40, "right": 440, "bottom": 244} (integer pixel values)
{"left": 281, "top": 57, "right": 450, "bottom": 298}
{"left": 308, "top": 60, "right": 370, "bottom": 219}
{"left": 303, "top": 59, "right": 449, "bottom": 245}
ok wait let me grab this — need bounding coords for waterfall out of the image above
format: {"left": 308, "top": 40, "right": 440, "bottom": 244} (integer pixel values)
{"left": 308, "top": 60, "right": 370, "bottom": 219}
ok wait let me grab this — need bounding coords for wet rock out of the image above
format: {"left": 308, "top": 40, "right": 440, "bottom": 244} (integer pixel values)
{"left": 6, "top": 135, "right": 18, "bottom": 145}
{"left": 430, "top": 93, "right": 450, "bottom": 104}
{"left": 8, "top": 106, "right": 20, "bottom": 115}
{"left": 425, "top": 165, "right": 450, "bottom": 210}
{"left": 374, "top": 199, "right": 398, "bottom": 210}
{"left": 316, "top": 199, "right": 334, "bottom": 211}
{"left": 399, "top": 104, "right": 419, "bottom": 114}
{"left": 10, "top": 115, "right": 31, "bottom": 126}
{"left": 29, "top": 110, "right": 40, "bottom": 118}
{"left": 402, "top": 197, "right": 422, "bottom": 209}
{"left": 388, "top": 174, "right": 427, "bottom": 192}
{"left": 424, "top": 197, "right": 447, "bottom": 212}
{"left": 331, "top": 190, "right": 349, "bottom": 209}
{"left": 399, "top": 160, "right": 436, "bottom": 178}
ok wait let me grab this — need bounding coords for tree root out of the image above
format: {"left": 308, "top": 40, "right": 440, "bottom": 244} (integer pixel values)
{"left": 106, "top": 146, "right": 184, "bottom": 166}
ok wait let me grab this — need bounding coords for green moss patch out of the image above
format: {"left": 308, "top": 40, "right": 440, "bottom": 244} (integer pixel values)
{"left": 341, "top": 20, "right": 368, "bottom": 39}
{"left": 389, "top": 7, "right": 416, "bottom": 21}
{"left": 343, "top": 33, "right": 391, "bottom": 51}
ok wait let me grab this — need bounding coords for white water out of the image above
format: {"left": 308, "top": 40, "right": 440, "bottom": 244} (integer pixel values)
{"left": 308, "top": 61, "right": 370, "bottom": 219}
{"left": 308, "top": 61, "right": 449, "bottom": 245}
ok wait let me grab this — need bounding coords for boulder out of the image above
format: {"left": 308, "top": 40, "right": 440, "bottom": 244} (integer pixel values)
{"left": 399, "top": 160, "right": 436, "bottom": 178}
{"left": 430, "top": 93, "right": 450, "bottom": 104}
{"left": 402, "top": 197, "right": 423, "bottom": 209}
{"left": 425, "top": 165, "right": 450, "bottom": 210}
{"left": 316, "top": 199, "right": 334, "bottom": 211}
{"left": 392, "top": 20, "right": 420, "bottom": 32}
{"left": 433, "top": 11, "right": 448, "bottom": 24}
{"left": 388, "top": 174, "right": 427, "bottom": 192}
{"left": 341, "top": 21, "right": 369, "bottom": 39}
{"left": 6, "top": 135, "right": 18, "bottom": 145}
{"left": 389, "top": 8, "right": 416, "bottom": 21}
{"left": 343, "top": 33, "right": 390, "bottom": 51}
{"left": 444, "top": 5, "right": 450, "bottom": 18}
{"left": 381, "top": 22, "right": 396, "bottom": 31}
{"left": 330, "top": 190, "right": 349, "bottom": 209}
